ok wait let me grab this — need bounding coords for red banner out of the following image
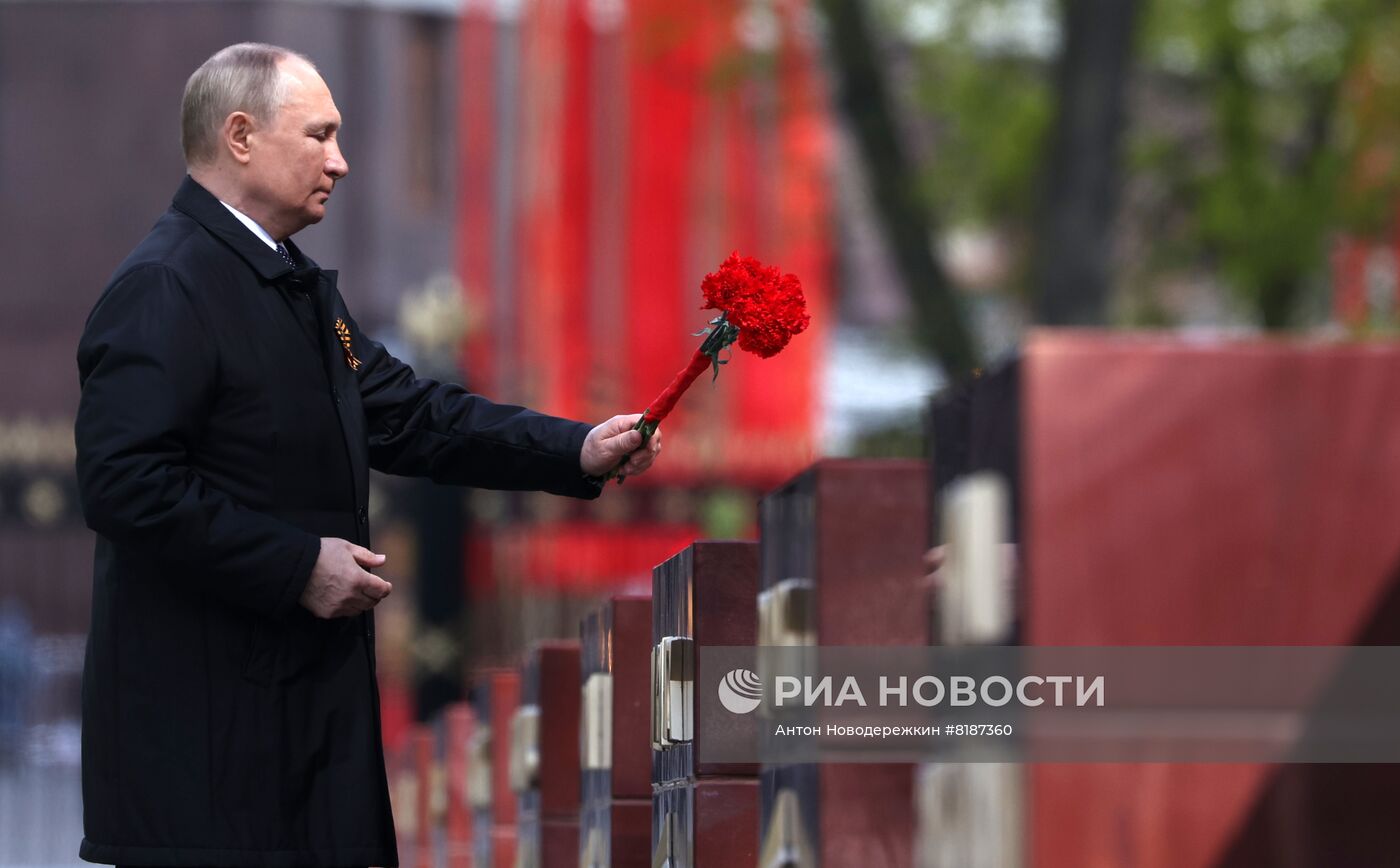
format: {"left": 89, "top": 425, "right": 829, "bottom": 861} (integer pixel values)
{"left": 456, "top": 0, "right": 832, "bottom": 587}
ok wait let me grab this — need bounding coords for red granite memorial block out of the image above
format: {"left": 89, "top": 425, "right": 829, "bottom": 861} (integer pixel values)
{"left": 654, "top": 778, "right": 758, "bottom": 868}
{"left": 487, "top": 668, "right": 520, "bottom": 868}
{"left": 609, "top": 798, "right": 652, "bottom": 867}
{"left": 759, "top": 459, "right": 930, "bottom": 645}
{"left": 916, "top": 360, "right": 1024, "bottom": 867}
{"left": 609, "top": 596, "right": 654, "bottom": 797}
{"left": 580, "top": 604, "right": 606, "bottom": 867}
{"left": 688, "top": 778, "right": 761, "bottom": 868}
{"left": 1019, "top": 333, "right": 1400, "bottom": 868}
{"left": 442, "top": 703, "right": 475, "bottom": 868}
{"left": 820, "top": 766, "right": 916, "bottom": 867}
{"left": 758, "top": 459, "right": 930, "bottom": 868}
{"left": 580, "top": 597, "right": 654, "bottom": 868}
{"left": 410, "top": 725, "right": 436, "bottom": 868}
{"left": 490, "top": 828, "right": 516, "bottom": 868}
{"left": 466, "top": 678, "right": 499, "bottom": 868}
{"left": 530, "top": 641, "right": 582, "bottom": 817}
{"left": 540, "top": 818, "right": 580, "bottom": 866}
{"left": 580, "top": 797, "right": 650, "bottom": 868}
{"left": 487, "top": 669, "right": 521, "bottom": 825}
{"left": 513, "top": 641, "right": 582, "bottom": 868}
{"left": 919, "top": 333, "right": 1400, "bottom": 868}
{"left": 649, "top": 542, "right": 763, "bottom": 867}
{"left": 653, "top": 540, "right": 760, "bottom": 780}
{"left": 757, "top": 763, "right": 919, "bottom": 868}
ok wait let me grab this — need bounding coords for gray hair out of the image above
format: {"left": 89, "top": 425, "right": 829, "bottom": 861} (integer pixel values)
{"left": 180, "top": 42, "right": 313, "bottom": 166}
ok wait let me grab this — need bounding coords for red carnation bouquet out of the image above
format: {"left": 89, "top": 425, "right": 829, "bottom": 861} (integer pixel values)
{"left": 608, "top": 252, "right": 811, "bottom": 481}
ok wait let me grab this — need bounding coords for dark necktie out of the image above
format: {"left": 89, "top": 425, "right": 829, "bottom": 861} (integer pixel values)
{"left": 277, "top": 245, "right": 319, "bottom": 346}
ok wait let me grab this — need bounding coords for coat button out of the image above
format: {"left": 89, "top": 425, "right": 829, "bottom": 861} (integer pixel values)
{"left": 331, "top": 388, "right": 341, "bottom": 405}
{"left": 356, "top": 506, "right": 368, "bottom": 525}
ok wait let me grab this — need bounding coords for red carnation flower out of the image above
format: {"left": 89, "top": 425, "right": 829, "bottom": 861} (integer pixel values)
{"left": 605, "top": 252, "right": 812, "bottom": 481}
{"left": 701, "top": 253, "right": 811, "bottom": 358}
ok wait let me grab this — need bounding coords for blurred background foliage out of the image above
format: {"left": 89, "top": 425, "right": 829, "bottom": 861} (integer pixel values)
{"left": 827, "top": 0, "right": 1400, "bottom": 346}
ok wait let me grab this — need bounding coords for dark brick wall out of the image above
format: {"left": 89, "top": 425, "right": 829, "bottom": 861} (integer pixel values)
{"left": 0, "top": 0, "right": 459, "bottom": 422}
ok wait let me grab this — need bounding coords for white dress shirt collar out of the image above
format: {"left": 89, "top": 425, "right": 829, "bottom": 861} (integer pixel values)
{"left": 219, "top": 201, "right": 280, "bottom": 251}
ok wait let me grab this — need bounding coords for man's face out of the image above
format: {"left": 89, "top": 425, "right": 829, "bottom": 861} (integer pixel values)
{"left": 245, "top": 59, "right": 348, "bottom": 239}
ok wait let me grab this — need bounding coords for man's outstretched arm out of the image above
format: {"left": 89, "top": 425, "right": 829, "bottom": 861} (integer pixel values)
{"left": 345, "top": 307, "right": 660, "bottom": 493}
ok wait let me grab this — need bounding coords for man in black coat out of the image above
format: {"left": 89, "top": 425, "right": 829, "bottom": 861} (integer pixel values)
{"left": 73, "top": 43, "right": 660, "bottom": 866}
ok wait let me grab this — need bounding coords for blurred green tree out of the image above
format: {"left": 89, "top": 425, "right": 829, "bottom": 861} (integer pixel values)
{"left": 819, "top": 0, "right": 983, "bottom": 374}
{"left": 1136, "top": 0, "right": 1390, "bottom": 327}
{"left": 1031, "top": 0, "right": 1142, "bottom": 325}
{"left": 831, "top": 0, "right": 1399, "bottom": 331}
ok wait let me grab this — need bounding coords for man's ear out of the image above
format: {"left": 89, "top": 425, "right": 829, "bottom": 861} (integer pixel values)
{"left": 223, "top": 111, "right": 255, "bottom": 165}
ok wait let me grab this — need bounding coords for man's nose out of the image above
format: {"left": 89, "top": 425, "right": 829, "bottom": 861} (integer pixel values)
{"left": 326, "top": 143, "right": 349, "bottom": 179}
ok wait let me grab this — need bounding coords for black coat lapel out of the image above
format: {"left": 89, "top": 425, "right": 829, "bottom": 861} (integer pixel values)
{"left": 311, "top": 269, "right": 369, "bottom": 511}
{"left": 171, "top": 175, "right": 295, "bottom": 283}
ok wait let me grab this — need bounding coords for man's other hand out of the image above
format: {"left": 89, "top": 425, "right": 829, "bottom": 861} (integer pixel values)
{"left": 580, "top": 413, "right": 662, "bottom": 478}
{"left": 300, "top": 538, "right": 393, "bottom": 618}
{"left": 921, "top": 545, "right": 946, "bottom": 591}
